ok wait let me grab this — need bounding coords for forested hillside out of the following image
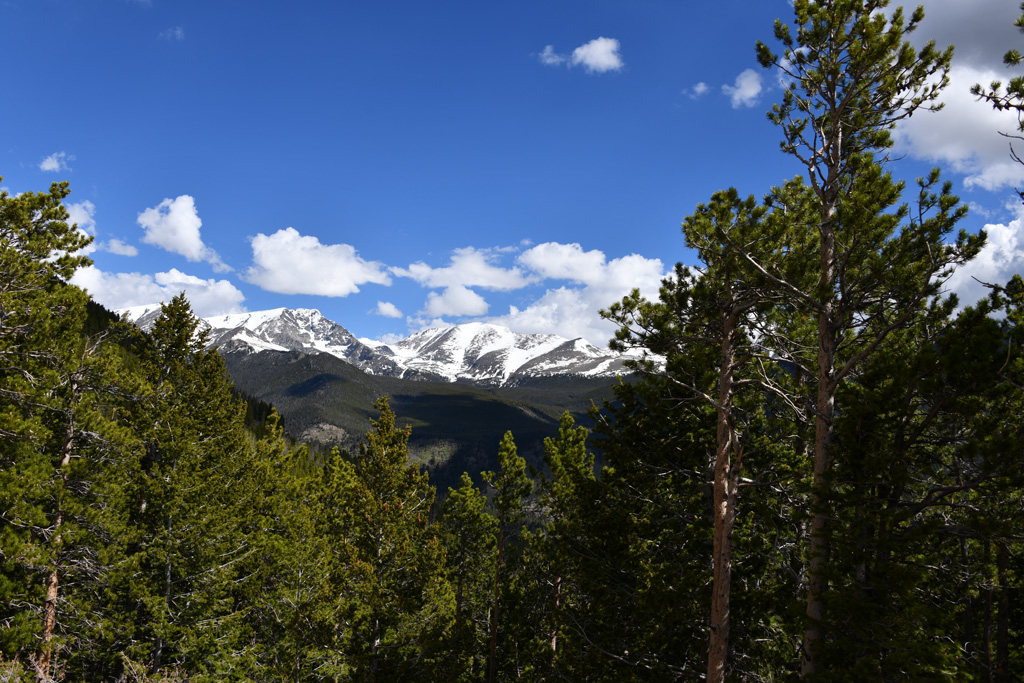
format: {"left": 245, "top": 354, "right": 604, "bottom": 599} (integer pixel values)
{"left": 221, "top": 347, "right": 617, "bottom": 492}
{"left": 3, "top": 1, "right": 1024, "bottom": 681}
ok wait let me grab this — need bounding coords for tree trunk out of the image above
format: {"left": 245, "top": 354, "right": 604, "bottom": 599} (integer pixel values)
{"left": 996, "top": 541, "right": 1009, "bottom": 683}
{"left": 487, "top": 512, "right": 504, "bottom": 683}
{"left": 38, "top": 397, "right": 76, "bottom": 680}
{"left": 550, "top": 575, "right": 561, "bottom": 653}
{"left": 963, "top": 537, "right": 975, "bottom": 664}
{"left": 707, "top": 307, "right": 741, "bottom": 683}
{"left": 802, "top": 195, "right": 838, "bottom": 678}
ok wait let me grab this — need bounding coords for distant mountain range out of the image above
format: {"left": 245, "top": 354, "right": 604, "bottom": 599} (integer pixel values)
{"left": 118, "top": 304, "right": 630, "bottom": 487}
{"left": 119, "top": 305, "right": 633, "bottom": 387}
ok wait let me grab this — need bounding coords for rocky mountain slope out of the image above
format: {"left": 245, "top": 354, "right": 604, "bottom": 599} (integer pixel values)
{"left": 119, "top": 305, "right": 632, "bottom": 387}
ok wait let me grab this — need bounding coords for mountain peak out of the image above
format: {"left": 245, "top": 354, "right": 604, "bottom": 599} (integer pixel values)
{"left": 118, "top": 305, "right": 629, "bottom": 386}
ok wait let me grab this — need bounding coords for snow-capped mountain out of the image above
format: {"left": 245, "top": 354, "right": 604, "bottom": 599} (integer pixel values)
{"left": 119, "top": 306, "right": 631, "bottom": 386}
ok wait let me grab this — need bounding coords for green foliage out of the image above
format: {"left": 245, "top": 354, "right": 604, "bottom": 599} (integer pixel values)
{"left": 312, "top": 397, "right": 452, "bottom": 680}
{"left": 757, "top": 0, "right": 952, "bottom": 162}
{"left": 439, "top": 472, "right": 497, "bottom": 680}
{"left": 2, "top": 7, "right": 1024, "bottom": 672}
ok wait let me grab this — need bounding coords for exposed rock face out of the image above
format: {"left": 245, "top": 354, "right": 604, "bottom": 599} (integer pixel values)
{"left": 119, "top": 306, "right": 632, "bottom": 387}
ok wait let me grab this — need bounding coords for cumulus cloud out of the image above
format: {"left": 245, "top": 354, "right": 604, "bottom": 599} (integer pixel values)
{"left": 913, "top": 0, "right": 1021, "bottom": 72}
{"left": 394, "top": 246, "right": 533, "bottom": 291}
{"left": 70, "top": 266, "right": 245, "bottom": 317}
{"left": 39, "top": 152, "right": 73, "bottom": 173}
{"left": 538, "top": 37, "right": 623, "bottom": 74}
{"left": 519, "top": 242, "right": 665, "bottom": 295}
{"left": 138, "top": 195, "right": 229, "bottom": 271}
{"left": 422, "top": 285, "right": 489, "bottom": 317}
{"left": 722, "top": 69, "right": 763, "bottom": 108}
{"left": 244, "top": 227, "right": 391, "bottom": 296}
{"left": 106, "top": 239, "right": 139, "bottom": 257}
{"left": 160, "top": 26, "right": 185, "bottom": 41}
{"left": 571, "top": 37, "right": 623, "bottom": 73}
{"left": 518, "top": 242, "right": 607, "bottom": 284}
{"left": 375, "top": 301, "right": 403, "bottom": 318}
{"left": 489, "top": 287, "right": 608, "bottom": 344}
{"left": 945, "top": 207, "right": 1024, "bottom": 306}
{"left": 396, "top": 242, "right": 667, "bottom": 346}
{"left": 496, "top": 245, "right": 666, "bottom": 344}
{"left": 894, "top": 65, "right": 1024, "bottom": 193}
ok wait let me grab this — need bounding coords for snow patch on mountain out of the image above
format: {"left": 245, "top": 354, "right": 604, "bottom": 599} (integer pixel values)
{"left": 118, "top": 306, "right": 632, "bottom": 386}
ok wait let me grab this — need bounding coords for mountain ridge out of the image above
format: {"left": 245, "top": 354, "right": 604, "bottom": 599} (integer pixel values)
{"left": 118, "top": 305, "right": 633, "bottom": 387}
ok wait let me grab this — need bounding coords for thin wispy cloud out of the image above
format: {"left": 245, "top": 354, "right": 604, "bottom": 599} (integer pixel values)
{"left": 159, "top": 26, "right": 184, "bottom": 41}
{"left": 539, "top": 45, "right": 565, "bottom": 66}
{"left": 687, "top": 82, "right": 709, "bottom": 99}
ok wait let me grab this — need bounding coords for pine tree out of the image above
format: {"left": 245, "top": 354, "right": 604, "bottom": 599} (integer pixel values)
{"left": 115, "top": 294, "right": 259, "bottom": 677}
{"left": 313, "top": 397, "right": 452, "bottom": 681}
{"left": 756, "top": 2, "right": 981, "bottom": 672}
{"left": 233, "top": 409, "right": 321, "bottom": 681}
{"left": 603, "top": 179, "right": 818, "bottom": 681}
{"left": 438, "top": 472, "right": 496, "bottom": 681}
{"left": 971, "top": 2, "right": 1024, "bottom": 201}
{"left": 482, "top": 431, "right": 532, "bottom": 683}
{"left": 0, "top": 177, "right": 137, "bottom": 679}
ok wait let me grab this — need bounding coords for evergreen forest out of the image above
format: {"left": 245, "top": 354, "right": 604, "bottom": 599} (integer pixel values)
{"left": 4, "top": 1, "right": 1024, "bottom": 680}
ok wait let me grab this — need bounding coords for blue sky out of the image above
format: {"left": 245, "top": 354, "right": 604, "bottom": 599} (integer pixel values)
{"left": 3, "top": 0, "right": 1023, "bottom": 346}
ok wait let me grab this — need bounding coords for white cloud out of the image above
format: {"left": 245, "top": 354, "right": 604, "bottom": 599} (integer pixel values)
{"left": 244, "top": 227, "right": 391, "bottom": 296}
{"left": 159, "top": 26, "right": 184, "bottom": 41}
{"left": 520, "top": 241, "right": 606, "bottom": 284}
{"left": 394, "top": 246, "right": 533, "bottom": 291}
{"left": 722, "top": 69, "right": 763, "bottom": 108}
{"left": 66, "top": 200, "right": 96, "bottom": 235}
{"left": 39, "top": 152, "right": 73, "bottom": 173}
{"left": 106, "top": 239, "right": 139, "bottom": 256}
{"left": 518, "top": 242, "right": 607, "bottom": 284}
{"left": 688, "top": 82, "right": 709, "bottom": 99}
{"left": 539, "top": 37, "right": 623, "bottom": 74}
{"left": 571, "top": 37, "right": 623, "bottom": 73}
{"left": 489, "top": 287, "right": 616, "bottom": 347}
{"left": 375, "top": 301, "right": 403, "bottom": 318}
{"left": 945, "top": 206, "right": 1024, "bottom": 306}
{"left": 70, "top": 266, "right": 245, "bottom": 317}
{"left": 66, "top": 200, "right": 98, "bottom": 255}
{"left": 138, "top": 195, "right": 229, "bottom": 271}
{"left": 519, "top": 242, "right": 665, "bottom": 296}
{"left": 913, "top": 0, "right": 1022, "bottom": 72}
{"left": 422, "top": 285, "right": 489, "bottom": 317}
{"left": 497, "top": 243, "right": 667, "bottom": 346}
{"left": 539, "top": 45, "right": 566, "bottom": 66}
{"left": 895, "top": 65, "right": 1024, "bottom": 193}
{"left": 395, "top": 241, "right": 668, "bottom": 347}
